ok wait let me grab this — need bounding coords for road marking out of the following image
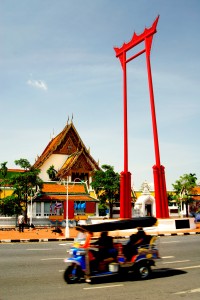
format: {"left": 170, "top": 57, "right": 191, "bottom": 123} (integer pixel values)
{"left": 175, "top": 265, "right": 200, "bottom": 270}
{"left": 162, "top": 256, "right": 174, "bottom": 259}
{"left": 83, "top": 284, "right": 124, "bottom": 290}
{"left": 41, "top": 257, "right": 65, "bottom": 261}
{"left": 175, "top": 287, "right": 200, "bottom": 294}
{"left": 162, "top": 260, "right": 190, "bottom": 264}
{"left": 26, "top": 249, "right": 52, "bottom": 251}
{"left": 161, "top": 241, "right": 180, "bottom": 244}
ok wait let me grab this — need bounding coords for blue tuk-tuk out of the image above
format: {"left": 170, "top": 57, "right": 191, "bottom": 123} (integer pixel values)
{"left": 63, "top": 217, "right": 159, "bottom": 283}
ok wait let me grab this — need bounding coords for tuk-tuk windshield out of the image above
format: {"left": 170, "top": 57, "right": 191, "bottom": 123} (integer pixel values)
{"left": 73, "top": 231, "right": 87, "bottom": 247}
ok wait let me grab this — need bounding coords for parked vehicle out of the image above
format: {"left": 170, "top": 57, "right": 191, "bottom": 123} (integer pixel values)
{"left": 195, "top": 212, "right": 200, "bottom": 223}
{"left": 63, "top": 216, "right": 159, "bottom": 284}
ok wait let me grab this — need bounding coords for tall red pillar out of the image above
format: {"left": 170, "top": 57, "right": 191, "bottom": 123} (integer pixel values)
{"left": 118, "top": 50, "right": 132, "bottom": 218}
{"left": 145, "top": 33, "right": 169, "bottom": 218}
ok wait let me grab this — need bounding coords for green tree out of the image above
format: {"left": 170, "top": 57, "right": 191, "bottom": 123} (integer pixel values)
{"left": 0, "top": 161, "right": 8, "bottom": 178}
{"left": 172, "top": 173, "right": 197, "bottom": 217}
{"left": 167, "top": 192, "right": 175, "bottom": 205}
{"left": 3, "top": 159, "right": 43, "bottom": 221}
{"left": 90, "top": 165, "right": 120, "bottom": 218}
{"left": 47, "top": 165, "right": 57, "bottom": 181}
{"left": 0, "top": 195, "right": 21, "bottom": 216}
{"left": 0, "top": 162, "right": 8, "bottom": 198}
{"left": 0, "top": 162, "right": 8, "bottom": 215}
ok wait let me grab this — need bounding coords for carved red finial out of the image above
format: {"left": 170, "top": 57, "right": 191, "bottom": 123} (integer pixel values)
{"left": 114, "top": 16, "right": 159, "bottom": 58}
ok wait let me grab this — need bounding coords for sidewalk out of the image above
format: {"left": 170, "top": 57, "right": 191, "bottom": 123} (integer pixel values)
{"left": 0, "top": 224, "right": 200, "bottom": 243}
{"left": 0, "top": 227, "right": 75, "bottom": 243}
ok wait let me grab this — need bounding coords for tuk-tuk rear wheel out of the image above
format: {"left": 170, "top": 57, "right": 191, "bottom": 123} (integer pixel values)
{"left": 64, "top": 265, "right": 82, "bottom": 284}
{"left": 136, "top": 263, "right": 151, "bottom": 280}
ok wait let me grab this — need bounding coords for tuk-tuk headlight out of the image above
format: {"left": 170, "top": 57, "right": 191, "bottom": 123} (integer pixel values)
{"left": 68, "top": 249, "right": 74, "bottom": 256}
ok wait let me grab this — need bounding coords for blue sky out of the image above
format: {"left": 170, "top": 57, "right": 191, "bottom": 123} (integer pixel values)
{"left": 1, "top": 0, "right": 200, "bottom": 190}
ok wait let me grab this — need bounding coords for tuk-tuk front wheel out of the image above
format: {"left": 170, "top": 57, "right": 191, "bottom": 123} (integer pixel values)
{"left": 135, "top": 263, "right": 151, "bottom": 280}
{"left": 64, "top": 265, "right": 82, "bottom": 284}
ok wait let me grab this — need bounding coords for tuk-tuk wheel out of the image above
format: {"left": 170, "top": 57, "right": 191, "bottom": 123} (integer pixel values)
{"left": 64, "top": 265, "right": 82, "bottom": 284}
{"left": 136, "top": 263, "right": 151, "bottom": 280}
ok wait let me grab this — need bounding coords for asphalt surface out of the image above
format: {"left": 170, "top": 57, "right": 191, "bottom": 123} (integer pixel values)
{"left": 1, "top": 236, "right": 200, "bottom": 300}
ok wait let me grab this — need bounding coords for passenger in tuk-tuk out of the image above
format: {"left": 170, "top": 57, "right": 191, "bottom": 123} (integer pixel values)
{"left": 135, "top": 227, "right": 151, "bottom": 245}
{"left": 92, "top": 231, "right": 117, "bottom": 268}
{"left": 123, "top": 227, "right": 151, "bottom": 261}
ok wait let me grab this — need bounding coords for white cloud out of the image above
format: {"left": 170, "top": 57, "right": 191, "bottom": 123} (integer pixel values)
{"left": 27, "top": 79, "right": 48, "bottom": 91}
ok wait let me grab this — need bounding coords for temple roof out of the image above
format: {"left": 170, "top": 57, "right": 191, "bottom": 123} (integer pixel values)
{"left": 35, "top": 182, "right": 99, "bottom": 202}
{"left": 57, "top": 148, "right": 98, "bottom": 178}
{"left": 192, "top": 186, "right": 200, "bottom": 201}
{"left": 33, "top": 122, "right": 100, "bottom": 174}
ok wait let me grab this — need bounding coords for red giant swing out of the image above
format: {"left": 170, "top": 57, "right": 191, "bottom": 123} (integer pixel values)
{"left": 114, "top": 16, "right": 169, "bottom": 219}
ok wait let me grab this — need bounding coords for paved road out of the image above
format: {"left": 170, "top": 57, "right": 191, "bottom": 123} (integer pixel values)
{"left": 0, "top": 236, "right": 200, "bottom": 300}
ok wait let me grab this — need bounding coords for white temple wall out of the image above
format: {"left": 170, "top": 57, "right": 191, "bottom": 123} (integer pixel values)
{"left": 39, "top": 154, "right": 68, "bottom": 181}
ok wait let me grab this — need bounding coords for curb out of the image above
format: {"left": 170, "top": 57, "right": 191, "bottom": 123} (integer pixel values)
{"left": 0, "top": 238, "right": 74, "bottom": 243}
{"left": 0, "top": 232, "right": 200, "bottom": 243}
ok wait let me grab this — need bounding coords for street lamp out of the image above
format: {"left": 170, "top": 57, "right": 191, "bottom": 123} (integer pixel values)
{"left": 59, "top": 177, "right": 88, "bottom": 238}
{"left": 60, "top": 177, "right": 87, "bottom": 238}
{"left": 30, "top": 190, "right": 33, "bottom": 226}
{"left": 65, "top": 178, "right": 69, "bottom": 238}
{"left": 59, "top": 178, "right": 70, "bottom": 239}
{"left": 29, "top": 188, "right": 39, "bottom": 228}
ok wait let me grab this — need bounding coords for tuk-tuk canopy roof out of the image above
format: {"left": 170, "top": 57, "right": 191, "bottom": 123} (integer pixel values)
{"left": 76, "top": 217, "right": 157, "bottom": 233}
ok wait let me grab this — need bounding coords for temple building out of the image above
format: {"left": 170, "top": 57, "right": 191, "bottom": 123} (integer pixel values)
{"left": 31, "top": 121, "right": 101, "bottom": 225}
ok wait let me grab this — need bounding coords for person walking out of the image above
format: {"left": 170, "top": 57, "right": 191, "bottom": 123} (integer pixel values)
{"left": 18, "top": 213, "right": 25, "bottom": 232}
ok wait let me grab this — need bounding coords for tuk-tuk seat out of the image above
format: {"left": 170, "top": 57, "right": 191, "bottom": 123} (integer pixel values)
{"left": 137, "top": 236, "right": 158, "bottom": 256}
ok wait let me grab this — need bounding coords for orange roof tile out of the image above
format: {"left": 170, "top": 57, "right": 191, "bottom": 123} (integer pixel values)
{"left": 8, "top": 169, "right": 25, "bottom": 173}
{"left": 194, "top": 186, "right": 200, "bottom": 193}
{"left": 42, "top": 182, "right": 86, "bottom": 194}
